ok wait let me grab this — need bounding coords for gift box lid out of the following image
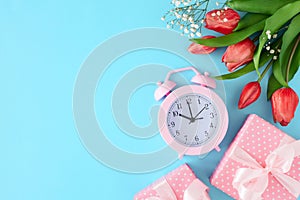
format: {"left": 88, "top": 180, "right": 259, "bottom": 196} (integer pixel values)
{"left": 210, "top": 114, "right": 300, "bottom": 200}
{"left": 134, "top": 164, "right": 210, "bottom": 200}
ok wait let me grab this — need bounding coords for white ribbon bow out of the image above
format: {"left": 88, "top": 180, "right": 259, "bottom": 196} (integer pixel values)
{"left": 230, "top": 140, "right": 300, "bottom": 200}
{"left": 146, "top": 178, "right": 210, "bottom": 200}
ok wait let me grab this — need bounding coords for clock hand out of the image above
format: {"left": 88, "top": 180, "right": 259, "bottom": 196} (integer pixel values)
{"left": 194, "top": 117, "right": 204, "bottom": 120}
{"left": 193, "top": 106, "right": 206, "bottom": 119}
{"left": 179, "top": 113, "right": 193, "bottom": 121}
{"left": 186, "top": 101, "right": 194, "bottom": 119}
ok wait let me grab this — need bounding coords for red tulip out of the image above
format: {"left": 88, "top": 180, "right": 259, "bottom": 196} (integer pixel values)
{"left": 205, "top": 8, "right": 240, "bottom": 34}
{"left": 238, "top": 81, "right": 261, "bottom": 109}
{"left": 188, "top": 36, "right": 217, "bottom": 54}
{"left": 222, "top": 38, "right": 256, "bottom": 72}
{"left": 271, "top": 87, "right": 299, "bottom": 126}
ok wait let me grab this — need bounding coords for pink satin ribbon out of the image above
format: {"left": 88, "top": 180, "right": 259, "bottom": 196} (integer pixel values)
{"left": 230, "top": 139, "right": 300, "bottom": 200}
{"left": 146, "top": 178, "right": 210, "bottom": 200}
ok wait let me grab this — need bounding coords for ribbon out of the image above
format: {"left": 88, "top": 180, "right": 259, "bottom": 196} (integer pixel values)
{"left": 230, "top": 139, "right": 300, "bottom": 200}
{"left": 146, "top": 178, "right": 210, "bottom": 200}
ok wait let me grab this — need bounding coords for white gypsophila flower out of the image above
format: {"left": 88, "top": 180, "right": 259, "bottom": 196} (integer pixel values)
{"left": 184, "top": 28, "right": 189, "bottom": 33}
{"left": 162, "top": 0, "right": 211, "bottom": 38}
{"left": 273, "top": 56, "right": 278, "bottom": 60}
{"left": 175, "top": 1, "right": 181, "bottom": 7}
{"left": 266, "top": 46, "right": 271, "bottom": 51}
{"left": 216, "top": 2, "right": 219, "bottom": 6}
{"left": 266, "top": 30, "right": 272, "bottom": 39}
{"left": 175, "top": 12, "right": 181, "bottom": 19}
{"left": 190, "top": 27, "right": 196, "bottom": 32}
{"left": 270, "top": 49, "right": 275, "bottom": 54}
{"left": 273, "top": 34, "right": 277, "bottom": 39}
{"left": 267, "top": 35, "right": 272, "bottom": 40}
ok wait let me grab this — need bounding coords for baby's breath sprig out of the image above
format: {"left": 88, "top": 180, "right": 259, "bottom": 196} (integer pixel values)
{"left": 262, "top": 26, "right": 289, "bottom": 61}
{"left": 161, "top": 0, "right": 215, "bottom": 38}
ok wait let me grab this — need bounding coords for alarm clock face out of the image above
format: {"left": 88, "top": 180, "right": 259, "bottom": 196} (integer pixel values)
{"left": 166, "top": 93, "right": 219, "bottom": 147}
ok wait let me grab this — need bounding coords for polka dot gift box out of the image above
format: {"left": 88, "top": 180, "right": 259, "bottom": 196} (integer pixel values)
{"left": 210, "top": 114, "right": 300, "bottom": 200}
{"left": 134, "top": 164, "right": 210, "bottom": 200}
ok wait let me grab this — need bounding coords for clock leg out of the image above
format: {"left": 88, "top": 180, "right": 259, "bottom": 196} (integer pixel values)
{"left": 215, "top": 146, "right": 221, "bottom": 152}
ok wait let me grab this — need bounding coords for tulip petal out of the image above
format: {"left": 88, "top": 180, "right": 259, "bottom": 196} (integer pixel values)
{"left": 271, "top": 88, "right": 299, "bottom": 126}
{"left": 188, "top": 36, "right": 217, "bottom": 54}
{"left": 205, "top": 8, "right": 240, "bottom": 34}
{"left": 238, "top": 81, "right": 261, "bottom": 109}
{"left": 222, "top": 38, "right": 256, "bottom": 72}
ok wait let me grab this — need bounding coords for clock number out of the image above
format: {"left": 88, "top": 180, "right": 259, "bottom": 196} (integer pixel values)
{"left": 204, "top": 131, "right": 209, "bottom": 137}
{"left": 184, "top": 135, "right": 188, "bottom": 142}
{"left": 198, "top": 98, "right": 201, "bottom": 104}
{"left": 205, "top": 104, "right": 209, "bottom": 110}
{"left": 195, "top": 135, "right": 199, "bottom": 142}
{"left": 210, "top": 122, "right": 214, "bottom": 128}
{"left": 186, "top": 98, "right": 192, "bottom": 104}
{"left": 175, "top": 130, "right": 180, "bottom": 136}
{"left": 177, "top": 103, "right": 182, "bottom": 109}
{"left": 170, "top": 121, "right": 175, "bottom": 127}
{"left": 210, "top": 112, "right": 214, "bottom": 119}
{"left": 172, "top": 111, "right": 179, "bottom": 117}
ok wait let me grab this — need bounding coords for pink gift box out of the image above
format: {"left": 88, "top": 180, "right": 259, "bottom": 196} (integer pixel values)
{"left": 211, "top": 114, "right": 300, "bottom": 200}
{"left": 134, "top": 164, "right": 210, "bottom": 200}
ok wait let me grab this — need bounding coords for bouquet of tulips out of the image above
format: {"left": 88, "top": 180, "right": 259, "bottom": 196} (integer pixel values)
{"left": 163, "top": 0, "right": 300, "bottom": 126}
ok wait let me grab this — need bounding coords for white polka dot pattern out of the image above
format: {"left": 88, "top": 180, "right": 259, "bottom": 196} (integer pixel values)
{"left": 210, "top": 114, "right": 300, "bottom": 200}
{"left": 134, "top": 164, "right": 203, "bottom": 200}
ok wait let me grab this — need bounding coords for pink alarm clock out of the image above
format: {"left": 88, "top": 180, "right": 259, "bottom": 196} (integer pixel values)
{"left": 154, "top": 67, "right": 228, "bottom": 158}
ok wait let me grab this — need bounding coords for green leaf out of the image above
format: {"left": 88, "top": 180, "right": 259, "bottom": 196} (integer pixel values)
{"left": 288, "top": 37, "right": 300, "bottom": 81}
{"left": 228, "top": 0, "right": 297, "bottom": 15}
{"left": 234, "top": 13, "right": 269, "bottom": 31}
{"left": 278, "top": 15, "right": 300, "bottom": 81}
{"left": 190, "top": 20, "right": 265, "bottom": 47}
{"left": 214, "top": 51, "right": 271, "bottom": 80}
{"left": 273, "top": 59, "right": 288, "bottom": 87}
{"left": 253, "top": 1, "right": 300, "bottom": 78}
{"left": 267, "top": 73, "right": 283, "bottom": 100}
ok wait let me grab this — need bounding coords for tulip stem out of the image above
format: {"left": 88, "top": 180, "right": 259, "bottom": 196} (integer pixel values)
{"left": 286, "top": 34, "right": 300, "bottom": 84}
{"left": 257, "top": 60, "right": 273, "bottom": 83}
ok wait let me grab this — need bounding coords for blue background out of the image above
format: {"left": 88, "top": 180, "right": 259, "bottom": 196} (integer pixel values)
{"left": 1, "top": 0, "right": 299, "bottom": 199}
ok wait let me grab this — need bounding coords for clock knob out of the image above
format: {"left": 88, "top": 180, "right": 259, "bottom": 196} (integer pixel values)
{"left": 154, "top": 80, "right": 176, "bottom": 101}
{"left": 191, "top": 72, "right": 216, "bottom": 89}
